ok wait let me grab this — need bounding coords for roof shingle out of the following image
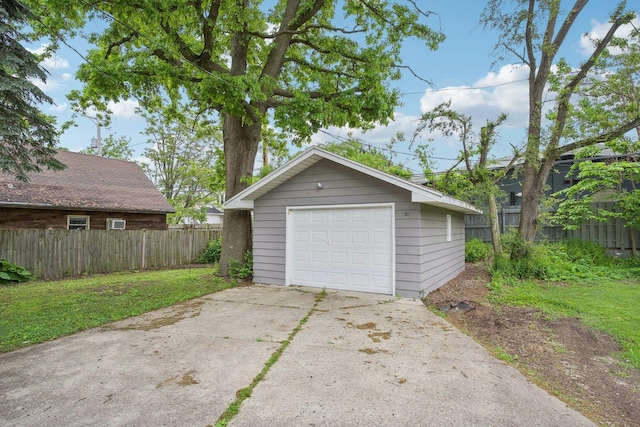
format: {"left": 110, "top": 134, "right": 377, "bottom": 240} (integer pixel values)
{"left": 0, "top": 151, "right": 175, "bottom": 213}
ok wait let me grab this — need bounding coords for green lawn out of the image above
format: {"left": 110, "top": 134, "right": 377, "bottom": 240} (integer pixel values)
{"left": 0, "top": 267, "right": 234, "bottom": 353}
{"left": 489, "top": 275, "right": 640, "bottom": 369}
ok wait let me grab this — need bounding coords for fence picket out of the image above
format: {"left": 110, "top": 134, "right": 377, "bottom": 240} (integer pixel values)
{"left": 0, "top": 229, "right": 220, "bottom": 279}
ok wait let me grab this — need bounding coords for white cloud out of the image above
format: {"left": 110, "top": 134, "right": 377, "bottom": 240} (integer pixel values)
{"left": 48, "top": 101, "right": 68, "bottom": 112}
{"left": 420, "top": 64, "right": 530, "bottom": 127}
{"left": 107, "top": 99, "right": 140, "bottom": 119}
{"left": 579, "top": 17, "right": 640, "bottom": 56}
{"left": 28, "top": 44, "right": 70, "bottom": 70}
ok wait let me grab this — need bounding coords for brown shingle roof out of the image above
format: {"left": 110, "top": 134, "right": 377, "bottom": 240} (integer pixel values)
{"left": 0, "top": 151, "right": 175, "bottom": 213}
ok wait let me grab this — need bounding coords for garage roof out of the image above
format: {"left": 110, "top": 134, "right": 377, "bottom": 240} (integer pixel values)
{"left": 224, "top": 146, "right": 481, "bottom": 214}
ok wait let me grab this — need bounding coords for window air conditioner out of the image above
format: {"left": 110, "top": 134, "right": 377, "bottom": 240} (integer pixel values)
{"left": 108, "top": 219, "right": 126, "bottom": 230}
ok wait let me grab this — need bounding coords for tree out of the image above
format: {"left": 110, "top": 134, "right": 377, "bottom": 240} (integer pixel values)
{"left": 83, "top": 133, "right": 134, "bottom": 160}
{"left": 482, "top": 0, "right": 640, "bottom": 254}
{"left": 28, "top": 0, "right": 444, "bottom": 275}
{"left": 415, "top": 102, "right": 515, "bottom": 255}
{"left": 142, "top": 108, "right": 224, "bottom": 224}
{"left": 552, "top": 140, "right": 640, "bottom": 256}
{"left": 320, "top": 139, "right": 413, "bottom": 179}
{"left": 0, "top": 0, "right": 64, "bottom": 181}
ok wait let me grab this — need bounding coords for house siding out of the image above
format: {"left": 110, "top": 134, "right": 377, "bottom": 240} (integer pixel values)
{"left": 253, "top": 159, "right": 463, "bottom": 297}
{"left": 418, "top": 205, "right": 466, "bottom": 296}
{"left": 0, "top": 208, "right": 168, "bottom": 230}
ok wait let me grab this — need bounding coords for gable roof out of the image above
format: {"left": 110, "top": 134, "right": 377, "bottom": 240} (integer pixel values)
{"left": 225, "top": 146, "right": 481, "bottom": 214}
{"left": 0, "top": 151, "right": 175, "bottom": 213}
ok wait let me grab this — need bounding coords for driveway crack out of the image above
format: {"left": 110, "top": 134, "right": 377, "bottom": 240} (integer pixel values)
{"left": 214, "top": 289, "right": 327, "bottom": 427}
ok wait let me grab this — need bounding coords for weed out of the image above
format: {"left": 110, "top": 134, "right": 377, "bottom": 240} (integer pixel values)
{"left": 495, "top": 346, "right": 518, "bottom": 363}
{"left": 0, "top": 259, "right": 32, "bottom": 285}
{"left": 229, "top": 251, "right": 253, "bottom": 280}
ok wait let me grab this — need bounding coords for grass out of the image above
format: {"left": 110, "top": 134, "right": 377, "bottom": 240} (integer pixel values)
{"left": 489, "top": 265, "right": 640, "bottom": 369}
{"left": 0, "top": 267, "right": 234, "bottom": 353}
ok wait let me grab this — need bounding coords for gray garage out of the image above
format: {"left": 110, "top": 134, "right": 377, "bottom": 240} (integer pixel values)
{"left": 224, "top": 146, "right": 480, "bottom": 298}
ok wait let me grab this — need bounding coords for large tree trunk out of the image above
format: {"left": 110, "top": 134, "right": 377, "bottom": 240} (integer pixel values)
{"left": 488, "top": 193, "right": 502, "bottom": 256}
{"left": 219, "top": 114, "right": 261, "bottom": 277}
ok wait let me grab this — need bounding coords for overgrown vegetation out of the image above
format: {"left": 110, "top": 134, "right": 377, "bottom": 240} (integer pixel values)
{"left": 486, "top": 240, "right": 640, "bottom": 368}
{"left": 229, "top": 251, "right": 253, "bottom": 281}
{"left": 465, "top": 239, "right": 493, "bottom": 263}
{"left": 196, "top": 237, "right": 223, "bottom": 264}
{"left": 0, "top": 259, "right": 32, "bottom": 285}
{"left": 0, "top": 267, "right": 233, "bottom": 353}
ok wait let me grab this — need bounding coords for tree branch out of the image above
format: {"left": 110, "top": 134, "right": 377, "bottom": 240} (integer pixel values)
{"left": 556, "top": 116, "right": 640, "bottom": 156}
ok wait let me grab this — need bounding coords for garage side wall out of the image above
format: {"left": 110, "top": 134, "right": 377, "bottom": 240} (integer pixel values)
{"left": 418, "top": 205, "right": 466, "bottom": 296}
{"left": 252, "top": 159, "right": 423, "bottom": 295}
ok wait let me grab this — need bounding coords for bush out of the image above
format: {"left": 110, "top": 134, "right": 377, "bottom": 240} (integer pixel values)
{"left": 465, "top": 239, "right": 492, "bottom": 262}
{"left": 561, "top": 239, "right": 611, "bottom": 266}
{"left": 196, "top": 237, "right": 222, "bottom": 264}
{"left": 229, "top": 251, "right": 253, "bottom": 280}
{"left": 0, "top": 259, "right": 32, "bottom": 285}
{"left": 491, "top": 246, "right": 552, "bottom": 280}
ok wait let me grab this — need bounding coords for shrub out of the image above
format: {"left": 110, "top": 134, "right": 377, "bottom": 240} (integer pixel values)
{"left": 491, "top": 246, "right": 551, "bottom": 280}
{"left": 196, "top": 237, "right": 222, "bottom": 264}
{"left": 561, "top": 239, "right": 611, "bottom": 266}
{"left": 229, "top": 251, "right": 253, "bottom": 280}
{"left": 465, "top": 239, "right": 492, "bottom": 262}
{"left": 0, "top": 259, "right": 32, "bottom": 285}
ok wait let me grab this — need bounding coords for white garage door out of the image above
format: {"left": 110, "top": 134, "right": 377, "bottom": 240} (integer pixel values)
{"left": 287, "top": 204, "right": 394, "bottom": 295}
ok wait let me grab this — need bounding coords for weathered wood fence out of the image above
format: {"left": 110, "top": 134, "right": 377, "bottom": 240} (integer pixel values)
{"left": 0, "top": 229, "right": 221, "bottom": 280}
{"left": 466, "top": 203, "right": 638, "bottom": 255}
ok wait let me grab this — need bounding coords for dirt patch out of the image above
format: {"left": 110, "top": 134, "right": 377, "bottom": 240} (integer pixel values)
{"left": 424, "top": 263, "right": 640, "bottom": 427}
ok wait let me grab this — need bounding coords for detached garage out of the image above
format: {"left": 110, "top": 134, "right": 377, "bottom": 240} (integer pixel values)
{"left": 224, "top": 146, "right": 481, "bottom": 298}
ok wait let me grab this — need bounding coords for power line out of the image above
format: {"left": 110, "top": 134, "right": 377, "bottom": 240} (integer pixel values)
{"left": 401, "top": 78, "right": 529, "bottom": 96}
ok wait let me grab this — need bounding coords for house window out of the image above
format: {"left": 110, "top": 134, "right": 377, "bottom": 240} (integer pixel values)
{"left": 446, "top": 214, "right": 452, "bottom": 242}
{"left": 509, "top": 191, "right": 517, "bottom": 206}
{"left": 68, "top": 215, "right": 90, "bottom": 230}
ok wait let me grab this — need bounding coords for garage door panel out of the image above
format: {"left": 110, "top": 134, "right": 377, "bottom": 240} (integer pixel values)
{"left": 289, "top": 205, "right": 393, "bottom": 295}
{"left": 330, "top": 252, "right": 348, "bottom": 264}
{"left": 311, "top": 251, "right": 326, "bottom": 263}
{"left": 351, "top": 231, "right": 368, "bottom": 244}
{"left": 350, "top": 252, "right": 369, "bottom": 265}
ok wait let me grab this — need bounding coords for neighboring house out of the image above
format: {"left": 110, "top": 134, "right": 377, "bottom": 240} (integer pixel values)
{"left": 205, "top": 207, "right": 224, "bottom": 226}
{"left": 414, "top": 146, "right": 639, "bottom": 251}
{"left": 224, "top": 146, "right": 481, "bottom": 298}
{"left": 0, "top": 151, "right": 175, "bottom": 230}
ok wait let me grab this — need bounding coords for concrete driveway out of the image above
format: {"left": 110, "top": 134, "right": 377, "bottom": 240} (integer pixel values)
{"left": 0, "top": 285, "right": 594, "bottom": 426}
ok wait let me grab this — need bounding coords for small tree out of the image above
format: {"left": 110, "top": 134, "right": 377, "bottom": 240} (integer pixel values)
{"left": 83, "top": 134, "right": 134, "bottom": 160}
{"left": 142, "top": 108, "right": 224, "bottom": 224}
{"left": 415, "top": 102, "right": 518, "bottom": 256}
{"left": 552, "top": 140, "right": 640, "bottom": 256}
{"left": 0, "top": 0, "right": 64, "bottom": 181}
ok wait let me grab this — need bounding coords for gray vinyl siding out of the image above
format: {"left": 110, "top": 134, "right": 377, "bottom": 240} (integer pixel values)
{"left": 252, "top": 158, "right": 466, "bottom": 297}
{"left": 417, "top": 205, "right": 466, "bottom": 296}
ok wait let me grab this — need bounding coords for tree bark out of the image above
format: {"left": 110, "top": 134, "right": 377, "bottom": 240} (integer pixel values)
{"left": 488, "top": 193, "right": 502, "bottom": 256}
{"left": 218, "top": 114, "right": 261, "bottom": 276}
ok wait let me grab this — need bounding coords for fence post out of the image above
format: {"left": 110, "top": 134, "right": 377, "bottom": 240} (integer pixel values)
{"left": 141, "top": 229, "right": 146, "bottom": 269}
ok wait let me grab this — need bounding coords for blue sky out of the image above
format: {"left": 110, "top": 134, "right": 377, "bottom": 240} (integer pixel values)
{"left": 30, "top": 1, "right": 638, "bottom": 173}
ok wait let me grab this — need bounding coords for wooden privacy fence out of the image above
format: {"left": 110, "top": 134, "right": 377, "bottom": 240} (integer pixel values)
{"left": 466, "top": 203, "right": 638, "bottom": 254}
{"left": 0, "top": 229, "right": 221, "bottom": 280}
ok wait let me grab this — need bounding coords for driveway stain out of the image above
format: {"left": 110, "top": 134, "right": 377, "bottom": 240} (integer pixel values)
{"left": 107, "top": 300, "right": 205, "bottom": 331}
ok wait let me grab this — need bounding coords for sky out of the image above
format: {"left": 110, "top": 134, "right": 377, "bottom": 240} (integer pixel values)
{"left": 29, "top": 0, "right": 639, "bottom": 174}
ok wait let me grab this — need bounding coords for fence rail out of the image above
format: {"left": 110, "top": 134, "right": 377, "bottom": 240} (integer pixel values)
{"left": 0, "top": 229, "right": 221, "bottom": 280}
{"left": 466, "top": 203, "right": 638, "bottom": 255}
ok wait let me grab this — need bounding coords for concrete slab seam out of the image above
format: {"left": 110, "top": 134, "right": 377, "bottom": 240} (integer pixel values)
{"left": 214, "top": 289, "right": 328, "bottom": 426}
